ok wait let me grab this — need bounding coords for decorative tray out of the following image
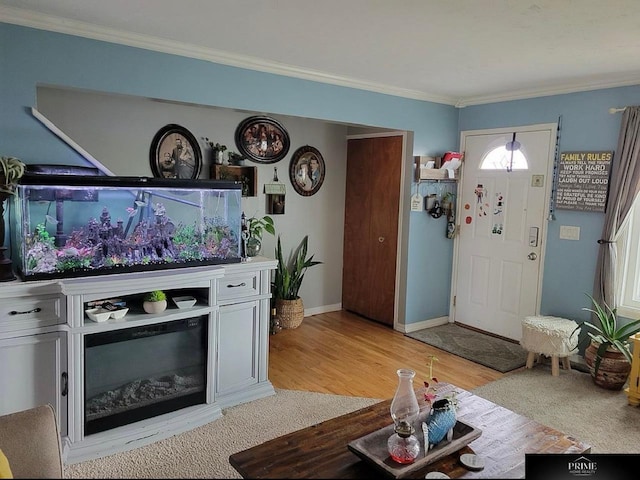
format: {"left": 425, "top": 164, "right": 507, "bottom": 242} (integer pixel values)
{"left": 347, "top": 420, "right": 482, "bottom": 479}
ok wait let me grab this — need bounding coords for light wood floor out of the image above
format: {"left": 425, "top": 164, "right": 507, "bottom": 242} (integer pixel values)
{"left": 268, "top": 310, "right": 504, "bottom": 399}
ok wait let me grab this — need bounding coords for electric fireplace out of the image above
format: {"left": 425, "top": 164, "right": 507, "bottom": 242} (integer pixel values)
{"left": 84, "top": 316, "right": 208, "bottom": 435}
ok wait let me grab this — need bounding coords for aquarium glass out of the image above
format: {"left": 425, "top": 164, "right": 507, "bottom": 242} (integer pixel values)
{"left": 12, "top": 175, "right": 242, "bottom": 280}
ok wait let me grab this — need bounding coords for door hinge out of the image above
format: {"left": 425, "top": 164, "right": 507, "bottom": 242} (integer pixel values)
{"left": 453, "top": 296, "right": 456, "bottom": 307}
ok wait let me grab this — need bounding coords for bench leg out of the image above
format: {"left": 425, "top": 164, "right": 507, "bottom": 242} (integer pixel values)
{"left": 561, "top": 357, "right": 571, "bottom": 371}
{"left": 551, "top": 356, "right": 560, "bottom": 376}
{"left": 526, "top": 351, "right": 536, "bottom": 369}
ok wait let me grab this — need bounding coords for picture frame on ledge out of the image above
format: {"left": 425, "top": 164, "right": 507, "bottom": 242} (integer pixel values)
{"left": 234, "top": 116, "right": 290, "bottom": 164}
{"left": 150, "top": 124, "right": 202, "bottom": 179}
{"left": 289, "top": 145, "right": 325, "bottom": 196}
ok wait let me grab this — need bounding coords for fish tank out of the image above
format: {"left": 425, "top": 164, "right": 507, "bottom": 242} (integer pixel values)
{"left": 11, "top": 174, "right": 242, "bottom": 281}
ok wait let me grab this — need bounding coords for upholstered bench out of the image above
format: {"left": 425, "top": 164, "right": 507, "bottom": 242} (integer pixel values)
{"left": 520, "top": 316, "right": 580, "bottom": 376}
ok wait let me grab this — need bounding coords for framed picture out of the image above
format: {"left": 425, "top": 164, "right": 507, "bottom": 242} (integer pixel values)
{"left": 149, "top": 124, "right": 202, "bottom": 179}
{"left": 289, "top": 145, "right": 325, "bottom": 196}
{"left": 234, "top": 116, "right": 290, "bottom": 164}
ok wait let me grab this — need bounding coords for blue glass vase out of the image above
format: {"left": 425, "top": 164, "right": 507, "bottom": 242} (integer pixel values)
{"left": 425, "top": 398, "right": 457, "bottom": 448}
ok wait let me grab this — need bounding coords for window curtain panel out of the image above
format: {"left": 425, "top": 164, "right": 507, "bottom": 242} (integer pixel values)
{"left": 594, "top": 106, "right": 640, "bottom": 308}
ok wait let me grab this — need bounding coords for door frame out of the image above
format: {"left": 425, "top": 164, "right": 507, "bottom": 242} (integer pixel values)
{"left": 344, "top": 130, "right": 412, "bottom": 330}
{"left": 450, "top": 123, "right": 558, "bottom": 324}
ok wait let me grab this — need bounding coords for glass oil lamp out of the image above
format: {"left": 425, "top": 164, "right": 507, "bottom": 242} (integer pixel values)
{"left": 387, "top": 368, "right": 420, "bottom": 464}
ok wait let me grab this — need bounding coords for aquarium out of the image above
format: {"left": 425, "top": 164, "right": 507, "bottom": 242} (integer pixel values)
{"left": 12, "top": 174, "right": 242, "bottom": 281}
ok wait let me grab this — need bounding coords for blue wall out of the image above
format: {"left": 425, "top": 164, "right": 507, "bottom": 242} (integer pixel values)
{"left": 0, "top": 23, "right": 458, "bottom": 324}
{"left": 2, "top": 22, "right": 638, "bottom": 326}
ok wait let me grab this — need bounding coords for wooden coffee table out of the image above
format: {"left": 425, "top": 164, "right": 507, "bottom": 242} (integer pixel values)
{"left": 229, "top": 384, "right": 590, "bottom": 478}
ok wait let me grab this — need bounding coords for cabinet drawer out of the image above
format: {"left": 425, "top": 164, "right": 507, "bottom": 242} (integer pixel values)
{"left": 0, "top": 296, "right": 63, "bottom": 334}
{"left": 216, "top": 273, "right": 260, "bottom": 302}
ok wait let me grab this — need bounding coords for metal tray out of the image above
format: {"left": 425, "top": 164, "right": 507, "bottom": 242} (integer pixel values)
{"left": 348, "top": 419, "right": 482, "bottom": 479}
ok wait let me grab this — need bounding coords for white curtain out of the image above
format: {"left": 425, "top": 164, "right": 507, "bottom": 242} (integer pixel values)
{"left": 593, "top": 106, "right": 640, "bottom": 308}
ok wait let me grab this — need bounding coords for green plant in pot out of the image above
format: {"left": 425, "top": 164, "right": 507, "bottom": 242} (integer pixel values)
{"left": 246, "top": 215, "right": 275, "bottom": 257}
{"left": 143, "top": 290, "right": 167, "bottom": 314}
{"left": 573, "top": 294, "right": 640, "bottom": 390}
{"left": 0, "top": 156, "right": 26, "bottom": 282}
{"left": 272, "top": 235, "right": 322, "bottom": 329}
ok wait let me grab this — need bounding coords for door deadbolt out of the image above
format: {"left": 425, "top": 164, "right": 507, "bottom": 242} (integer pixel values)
{"left": 527, "top": 252, "right": 537, "bottom": 260}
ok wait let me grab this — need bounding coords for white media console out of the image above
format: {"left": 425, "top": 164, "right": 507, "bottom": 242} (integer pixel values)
{"left": 0, "top": 257, "right": 276, "bottom": 463}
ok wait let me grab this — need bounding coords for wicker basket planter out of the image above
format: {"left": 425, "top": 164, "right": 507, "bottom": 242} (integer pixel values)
{"left": 585, "top": 341, "right": 631, "bottom": 390}
{"left": 276, "top": 297, "right": 304, "bottom": 329}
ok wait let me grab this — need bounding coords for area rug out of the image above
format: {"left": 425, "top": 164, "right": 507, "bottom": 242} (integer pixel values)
{"left": 64, "top": 389, "right": 381, "bottom": 479}
{"left": 472, "top": 366, "right": 640, "bottom": 453}
{"left": 405, "top": 323, "right": 527, "bottom": 372}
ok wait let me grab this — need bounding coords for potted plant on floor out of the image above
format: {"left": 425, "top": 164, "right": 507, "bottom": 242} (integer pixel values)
{"left": 143, "top": 290, "right": 167, "bottom": 314}
{"left": 272, "top": 235, "right": 322, "bottom": 329}
{"left": 574, "top": 294, "right": 640, "bottom": 390}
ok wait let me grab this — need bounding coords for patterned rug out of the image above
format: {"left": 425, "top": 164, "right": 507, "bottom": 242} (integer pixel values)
{"left": 405, "top": 323, "right": 528, "bottom": 373}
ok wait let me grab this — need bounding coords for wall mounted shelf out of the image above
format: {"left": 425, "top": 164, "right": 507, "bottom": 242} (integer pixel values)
{"left": 212, "top": 165, "right": 257, "bottom": 197}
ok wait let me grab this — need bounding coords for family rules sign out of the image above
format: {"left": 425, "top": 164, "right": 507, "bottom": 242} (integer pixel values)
{"left": 556, "top": 151, "right": 613, "bottom": 212}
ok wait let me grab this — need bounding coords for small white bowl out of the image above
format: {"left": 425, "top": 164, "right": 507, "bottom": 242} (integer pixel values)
{"left": 172, "top": 296, "right": 197, "bottom": 309}
{"left": 109, "top": 307, "right": 129, "bottom": 320}
{"left": 85, "top": 308, "right": 111, "bottom": 322}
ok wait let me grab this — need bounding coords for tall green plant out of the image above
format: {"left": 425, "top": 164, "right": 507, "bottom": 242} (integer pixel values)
{"left": 574, "top": 294, "right": 640, "bottom": 374}
{"left": 273, "top": 235, "right": 322, "bottom": 301}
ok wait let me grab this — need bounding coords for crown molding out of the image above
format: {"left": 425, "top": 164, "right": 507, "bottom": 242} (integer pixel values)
{"left": 3, "top": 5, "right": 639, "bottom": 109}
{"left": 0, "top": 5, "right": 457, "bottom": 106}
{"left": 456, "top": 75, "right": 640, "bottom": 107}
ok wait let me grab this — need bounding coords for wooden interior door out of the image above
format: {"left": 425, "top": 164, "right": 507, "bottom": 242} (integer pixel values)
{"left": 342, "top": 135, "right": 402, "bottom": 326}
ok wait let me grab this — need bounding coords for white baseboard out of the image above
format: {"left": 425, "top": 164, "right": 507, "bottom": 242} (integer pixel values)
{"left": 304, "top": 303, "right": 342, "bottom": 317}
{"left": 301, "top": 305, "right": 449, "bottom": 334}
{"left": 399, "top": 316, "right": 450, "bottom": 333}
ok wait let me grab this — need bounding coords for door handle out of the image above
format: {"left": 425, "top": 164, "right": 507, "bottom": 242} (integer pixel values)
{"left": 378, "top": 236, "right": 385, "bottom": 243}
{"left": 528, "top": 252, "right": 537, "bottom": 260}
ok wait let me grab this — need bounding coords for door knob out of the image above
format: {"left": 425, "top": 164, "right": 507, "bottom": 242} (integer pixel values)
{"left": 378, "top": 236, "right": 385, "bottom": 243}
{"left": 528, "top": 252, "right": 537, "bottom": 260}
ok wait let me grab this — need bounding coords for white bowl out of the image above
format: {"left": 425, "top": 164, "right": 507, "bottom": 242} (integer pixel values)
{"left": 110, "top": 307, "right": 129, "bottom": 320}
{"left": 172, "top": 296, "right": 197, "bottom": 309}
{"left": 85, "top": 308, "right": 111, "bottom": 322}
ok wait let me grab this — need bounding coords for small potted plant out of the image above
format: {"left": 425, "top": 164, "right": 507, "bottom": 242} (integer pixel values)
{"left": 204, "top": 138, "right": 227, "bottom": 165}
{"left": 272, "top": 235, "right": 322, "bottom": 329}
{"left": 143, "top": 290, "right": 167, "bottom": 314}
{"left": 246, "top": 215, "right": 275, "bottom": 257}
{"left": 573, "top": 294, "right": 640, "bottom": 390}
{"left": 227, "top": 151, "right": 245, "bottom": 166}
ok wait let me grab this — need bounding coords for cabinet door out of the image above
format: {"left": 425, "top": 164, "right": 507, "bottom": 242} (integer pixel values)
{"left": 0, "top": 332, "right": 68, "bottom": 435}
{"left": 216, "top": 301, "right": 259, "bottom": 396}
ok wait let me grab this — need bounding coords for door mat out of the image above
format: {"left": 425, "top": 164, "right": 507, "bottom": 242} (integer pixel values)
{"left": 405, "top": 323, "right": 528, "bottom": 373}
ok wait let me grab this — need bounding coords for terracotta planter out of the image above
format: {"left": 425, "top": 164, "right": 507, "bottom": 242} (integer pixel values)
{"left": 275, "top": 297, "right": 304, "bottom": 329}
{"left": 143, "top": 299, "right": 167, "bottom": 314}
{"left": 585, "top": 341, "right": 631, "bottom": 390}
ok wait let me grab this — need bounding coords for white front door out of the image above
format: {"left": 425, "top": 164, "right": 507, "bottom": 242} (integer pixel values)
{"left": 452, "top": 124, "right": 556, "bottom": 340}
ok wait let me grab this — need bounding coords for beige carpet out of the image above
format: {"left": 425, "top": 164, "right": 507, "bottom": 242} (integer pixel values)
{"left": 65, "top": 368, "right": 640, "bottom": 478}
{"left": 64, "top": 389, "right": 380, "bottom": 479}
{"left": 472, "top": 365, "right": 640, "bottom": 453}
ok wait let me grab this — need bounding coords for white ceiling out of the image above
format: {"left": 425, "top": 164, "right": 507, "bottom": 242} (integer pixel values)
{"left": 2, "top": 0, "right": 640, "bottom": 107}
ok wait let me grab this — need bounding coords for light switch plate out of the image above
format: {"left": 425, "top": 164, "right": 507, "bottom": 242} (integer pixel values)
{"left": 559, "top": 225, "right": 580, "bottom": 240}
